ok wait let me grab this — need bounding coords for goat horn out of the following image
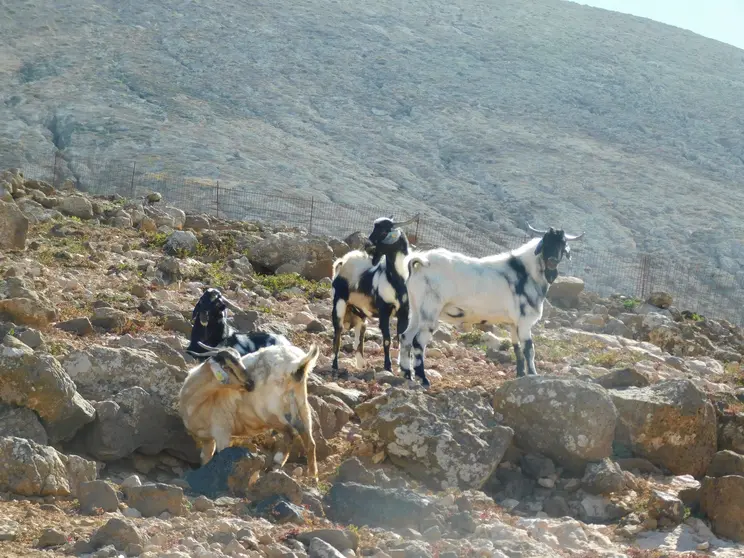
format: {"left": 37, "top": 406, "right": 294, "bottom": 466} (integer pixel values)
{"left": 392, "top": 214, "right": 419, "bottom": 227}
{"left": 221, "top": 297, "right": 244, "bottom": 313}
{"left": 527, "top": 223, "right": 548, "bottom": 235}
{"left": 564, "top": 231, "right": 585, "bottom": 241}
{"left": 197, "top": 341, "right": 220, "bottom": 352}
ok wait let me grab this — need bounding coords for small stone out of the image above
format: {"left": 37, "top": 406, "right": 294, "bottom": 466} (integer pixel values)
{"left": 192, "top": 495, "right": 214, "bottom": 512}
{"left": 89, "top": 517, "right": 144, "bottom": 551}
{"left": 55, "top": 317, "right": 94, "bottom": 336}
{"left": 423, "top": 526, "right": 442, "bottom": 542}
{"left": 37, "top": 528, "right": 68, "bottom": 548}
{"left": 306, "top": 319, "right": 326, "bottom": 333}
{"left": 79, "top": 480, "right": 120, "bottom": 514}
{"left": 0, "top": 519, "right": 20, "bottom": 541}
{"left": 537, "top": 477, "right": 555, "bottom": 488}
{"left": 125, "top": 483, "right": 185, "bottom": 517}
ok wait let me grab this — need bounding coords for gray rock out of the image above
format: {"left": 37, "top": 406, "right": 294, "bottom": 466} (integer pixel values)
{"left": 707, "top": 450, "right": 744, "bottom": 477}
{"left": 76, "top": 386, "right": 199, "bottom": 463}
{"left": 90, "top": 306, "right": 128, "bottom": 332}
{"left": 335, "top": 457, "right": 376, "bottom": 485}
{"left": 126, "top": 482, "right": 185, "bottom": 517}
{"left": 37, "top": 528, "right": 68, "bottom": 548}
{"left": 59, "top": 195, "right": 94, "bottom": 219}
{"left": 0, "top": 200, "right": 29, "bottom": 250}
{"left": 0, "top": 403, "right": 48, "bottom": 444}
{"left": 0, "top": 336, "right": 95, "bottom": 443}
{"left": 519, "top": 453, "right": 556, "bottom": 480}
{"left": 297, "top": 529, "right": 358, "bottom": 553}
{"left": 61, "top": 345, "right": 185, "bottom": 416}
{"left": 356, "top": 388, "right": 513, "bottom": 490}
{"left": 78, "top": 480, "right": 120, "bottom": 514}
{"left": 308, "top": 537, "right": 348, "bottom": 558}
{"left": 89, "top": 518, "right": 144, "bottom": 551}
{"left": 55, "top": 317, "right": 94, "bottom": 336}
{"left": 492, "top": 377, "right": 617, "bottom": 474}
{"left": 251, "top": 471, "right": 303, "bottom": 505}
{"left": 593, "top": 366, "right": 650, "bottom": 389}
{"left": 0, "top": 519, "right": 20, "bottom": 542}
{"left": 163, "top": 230, "right": 199, "bottom": 255}
{"left": 325, "top": 482, "right": 434, "bottom": 530}
{"left": 0, "top": 436, "right": 96, "bottom": 497}
{"left": 611, "top": 379, "right": 717, "bottom": 477}
{"left": 581, "top": 458, "right": 626, "bottom": 495}
{"left": 249, "top": 233, "right": 335, "bottom": 280}
{"left": 700, "top": 475, "right": 744, "bottom": 542}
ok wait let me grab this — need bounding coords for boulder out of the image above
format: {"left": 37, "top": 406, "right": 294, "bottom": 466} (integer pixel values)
{"left": 0, "top": 336, "right": 95, "bottom": 442}
{"left": 249, "top": 233, "right": 335, "bottom": 280}
{"left": 163, "top": 230, "right": 199, "bottom": 256}
{"left": 718, "top": 412, "right": 744, "bottom": 454}
{"left": 610, "top": 379, "right": 717, "bottom": 477}
{"left": 59, "top": 195, "right": 94, "bottom": 219}
{"left": 325, "top": 482, "right": 435, "bottom": 530}
{"left": 0, "top": 436, "right": 96, "bottom": 497}
{"left": 74, "top": 386, "right": 199, "bottom": 463}
{"left": 700, "top": 475, "right": 744, "bottom": 542}
{"left": 125, "top": 483, "right": 186, "bottom": 517}
{"left": 492, "top": 377, "right": 617, "bottom": 474}
{"left": 89, "top": 518, "right": 145, "bottom": 551}
{"left": 0, "top": 200, "right": 29, "bottom": 250}
{"left": 90, "top": 307, "right": 128, "bottom": 332}
{"left": 184, "top": 446, "right": 268, "bottom": 499}
{"left": 356, "top": 388, "right": 513, "bottom": 490}
{"left": 0, "top": 297, "right": 58, "bottom": 327}
{"left": 0, "top": 402, "right": 48, "bottom": 444}
{"left": 546, "top": 276, "right": 585, "bottom": 305}
{"left": 707, "top": 450, "right": 744, "bottom": 477}
{"left": 61, "top": 345, "right": 185, "bottom": 416}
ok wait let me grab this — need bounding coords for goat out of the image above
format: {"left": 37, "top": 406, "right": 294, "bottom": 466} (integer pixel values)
{"left": 186, "top": 287, "right": 289, "bottom": 360}
{"left": 330, "top": 216, "right": 417, "bottom": 373}
{"left": 398, "top": 225, "right": 585, "bottom": 387}
{"left": 179, "top": 340, "right": 321, "bottom": 479}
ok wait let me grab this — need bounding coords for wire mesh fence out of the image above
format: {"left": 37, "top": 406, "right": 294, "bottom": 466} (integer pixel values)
{"left": 12, "top": 153, "right": 744, "bottom": 326}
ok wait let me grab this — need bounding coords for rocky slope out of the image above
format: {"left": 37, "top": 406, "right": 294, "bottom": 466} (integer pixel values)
{"left": 2, "top": 0, "right": 744, "bottom": 279}
{"left": 1, "top": 171, "right": 744, "bottom": 558}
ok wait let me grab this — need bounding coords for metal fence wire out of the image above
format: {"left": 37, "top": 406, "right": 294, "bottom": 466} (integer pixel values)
{"left": 11, "top": 153, "right": 744, "bottom": 326}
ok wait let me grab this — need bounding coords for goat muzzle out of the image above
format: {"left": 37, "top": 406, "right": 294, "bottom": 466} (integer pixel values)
{"left": 545, "top": 257, "right": 559, "bottom": 270}
{"left": 199, "top": 311, "right": 210, "bottom": 326}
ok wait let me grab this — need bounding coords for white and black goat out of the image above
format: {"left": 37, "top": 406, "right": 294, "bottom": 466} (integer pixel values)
{"left": 186, "top": 287, "right": 289, "bottom": 360}
{"left": 331, "top": 216, "right": 417, "bottom": 373}
{"left": 398, "top": 225, "right": 585, "bottom": 387}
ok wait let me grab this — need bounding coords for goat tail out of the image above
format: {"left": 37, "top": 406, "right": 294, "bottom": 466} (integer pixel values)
{"left": 293, "top": 344, "right": 321, "bottom": 382}
{"left": 407, "top": 256, "right": 429, "bottom": 276}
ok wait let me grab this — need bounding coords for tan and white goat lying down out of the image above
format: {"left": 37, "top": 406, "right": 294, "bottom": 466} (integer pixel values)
{"left": 178, "top": 341, "right": 321, "bottom": 479}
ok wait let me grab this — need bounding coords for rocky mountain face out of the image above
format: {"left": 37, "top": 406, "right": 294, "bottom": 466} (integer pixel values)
{"left": 1, "top": 171, "right": 744, "bottom": 557}
{"left": 2, "top": 0, "right": 744, "bottom": 284}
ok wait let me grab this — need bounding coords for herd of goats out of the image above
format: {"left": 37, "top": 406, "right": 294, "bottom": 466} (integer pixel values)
{"left": 176, "top": 216, "right": 585, "bottom": 480}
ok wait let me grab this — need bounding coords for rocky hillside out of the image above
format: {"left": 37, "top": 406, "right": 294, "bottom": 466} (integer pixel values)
{"left": 2, "top": 0, "right": 744, "bottom": 278}
{"left": 1, "top": 169, "right": 744, "bottom": 558}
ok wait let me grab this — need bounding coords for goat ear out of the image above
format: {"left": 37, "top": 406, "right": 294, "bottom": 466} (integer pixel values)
{"left": 533, "top": 239, "right": 543, "bottom": 255}
{"left": 293, "top": 344, "right": 320, "bottom": 382}
{"left": 382, "top": 228, "right": 401, "bottom": 244}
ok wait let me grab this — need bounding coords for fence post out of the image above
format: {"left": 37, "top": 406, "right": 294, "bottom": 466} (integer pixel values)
{"left": 637, "top": 254, "right": 653, "bottom": 299}
{"left": 52, "top": 151, "right": 59, "bottom": 189}
{"left": 309, "top": 197, "right": 315, "bottom": 234}
{"left": 216, "top": 181, "right": 220, "bottom": 218}
{"left": 414, "top": 214, "right": 421, "bottom": 246}
{"left": 129, "top": 162, "right": 136, "bottom": 199}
